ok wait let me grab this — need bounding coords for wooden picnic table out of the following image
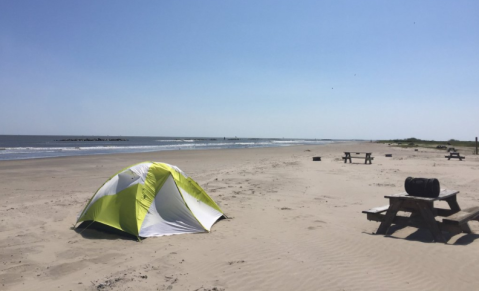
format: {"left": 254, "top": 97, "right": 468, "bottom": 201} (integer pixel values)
{"left": 343, "top": 152, "right": 373, "bottom": 164}
{"left": 363, "top": 189, "right": 479, "bottom": 243}
{"left": 445, "top": 152, "right": 465, "bottom": 161}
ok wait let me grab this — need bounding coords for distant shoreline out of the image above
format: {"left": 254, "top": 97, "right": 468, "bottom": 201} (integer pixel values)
{"left": 0, "top": 135, "right": 347, "bottom": 161}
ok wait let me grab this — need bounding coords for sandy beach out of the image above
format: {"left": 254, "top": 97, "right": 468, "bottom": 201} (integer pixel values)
{"left": 1, "top": 141, "right": 479, "bottom": 291}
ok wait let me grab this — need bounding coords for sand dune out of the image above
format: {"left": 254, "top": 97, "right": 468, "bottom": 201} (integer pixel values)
{"left": 1, "top": 142, "right": 479, "bottom": 290}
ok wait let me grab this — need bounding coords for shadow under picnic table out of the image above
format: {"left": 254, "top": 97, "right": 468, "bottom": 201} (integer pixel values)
{"left": 369, "top": 225, "right": 479, "bottom": 245}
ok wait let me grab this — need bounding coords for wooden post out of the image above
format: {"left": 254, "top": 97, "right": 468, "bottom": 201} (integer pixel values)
{"left": 476, "top": 137, "right": 478, "bottom": 155}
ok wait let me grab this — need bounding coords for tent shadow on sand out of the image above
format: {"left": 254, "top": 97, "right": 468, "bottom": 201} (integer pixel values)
{"left": 73, "top": 216, "right": 229, "bottom": 241}
{"left": 73, "top": 221, "right": 138, "bottom": 241}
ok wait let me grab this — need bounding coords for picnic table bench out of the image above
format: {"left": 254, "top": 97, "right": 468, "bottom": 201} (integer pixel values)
{"left": 445, "top": 152, "right": 465, "bottom": 161}
{"left": 363, "top": 189, "right": 479, "bottom": 243}
{"left": 343, "top": 152, "right": 373, "bottom": 164}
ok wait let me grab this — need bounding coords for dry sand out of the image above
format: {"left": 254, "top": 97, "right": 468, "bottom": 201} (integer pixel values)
{"left": 1, "top": 142, "right": 479, "bottom": 291}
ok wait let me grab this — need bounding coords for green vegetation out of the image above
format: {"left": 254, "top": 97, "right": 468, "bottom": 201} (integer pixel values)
{"left": 378, "top": 138, "right": 477, "bottom": 149}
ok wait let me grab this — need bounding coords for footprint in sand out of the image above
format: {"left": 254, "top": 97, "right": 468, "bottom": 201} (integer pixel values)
{"left": 307, "top": 220, "right": 327, "bottom": 230}
{"left": 228, "top": 260, "right": 245, "bottom": 265}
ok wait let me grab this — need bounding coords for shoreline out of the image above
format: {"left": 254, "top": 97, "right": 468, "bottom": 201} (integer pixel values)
{"left": 0, "top": 142, "right": 340, "bottom": 164}
{"left": 0, "top": 136, "right": 345, "bottom": 161}
{"left": 1, "top": 142, "right": 479, "bottom": 290}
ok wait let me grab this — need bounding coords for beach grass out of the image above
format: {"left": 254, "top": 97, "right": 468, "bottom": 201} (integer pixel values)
{"left": 378, "top": 138, "right": 478, "bottom": 150}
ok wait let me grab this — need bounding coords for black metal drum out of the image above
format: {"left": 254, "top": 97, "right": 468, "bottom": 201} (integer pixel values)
{"left": 404, "top": 177, "right": 440, "bottom": 198}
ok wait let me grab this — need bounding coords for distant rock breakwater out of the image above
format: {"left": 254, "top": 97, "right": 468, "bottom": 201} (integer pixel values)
{"left": 56, "top": 138, "right": 129, "bottom": 142}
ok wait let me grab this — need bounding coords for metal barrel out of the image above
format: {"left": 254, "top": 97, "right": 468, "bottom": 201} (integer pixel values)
{"left": 404, "top": 177, "right": 440, "bottom": 197}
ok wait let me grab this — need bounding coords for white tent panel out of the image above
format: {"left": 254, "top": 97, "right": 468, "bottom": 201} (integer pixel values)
{"left": 79, "top": 163, "right": 151, "bottom": 218}
{"left": 164, "top": 163, "right": 188, "bottom": 178}
{"left": 139, "top": 175, "right": 205, "bottom": 237}
{"left": 180, "top": 187, "right": 223, "bottom": 231}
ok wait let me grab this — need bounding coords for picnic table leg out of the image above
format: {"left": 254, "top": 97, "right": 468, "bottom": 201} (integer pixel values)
{"left": 445, "top": 195, "right": 461, "bottom": 212}
{"left": 345, "top": 153, "right": 351, "bottom": 163}
{"left": 409, "top": 211, "right": 420, "bottom": 219}
{"left": 460, "top": 222, "right": 472, "bottom": 233}
{"left": 415, "top": 201, "right": 446, "bottom": 243}
{"left": 376, "top": 200, "right": 403, "bottom": 235}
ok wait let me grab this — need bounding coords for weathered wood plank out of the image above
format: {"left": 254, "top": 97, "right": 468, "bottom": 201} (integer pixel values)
{"left": 385, "top": 189, "right": 459, "bottom": 201}
{"left": 344, "top": 157, "right": 375, "bottom": 159}
{"left": 463, "top": 206, "right": 479, "bottom": 214}
{"left": 442, "top": 207, "right": 479, "bottom": 225}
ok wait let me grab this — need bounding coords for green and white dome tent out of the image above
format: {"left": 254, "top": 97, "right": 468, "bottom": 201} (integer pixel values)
{"left": 76, "top": 162, "right": 224, "bottom": 239}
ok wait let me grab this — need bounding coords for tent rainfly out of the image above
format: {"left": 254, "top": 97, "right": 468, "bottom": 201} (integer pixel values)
{"left": 76, "top": 162, "right": 224, "bottom": 239}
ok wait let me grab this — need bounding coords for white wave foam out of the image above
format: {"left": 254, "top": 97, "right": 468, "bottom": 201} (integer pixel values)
{"left": 0, "top": 139, "right": 338, "bottom": 161}
{"left": 2, "top": 140, "right": 330, "bottom": 152}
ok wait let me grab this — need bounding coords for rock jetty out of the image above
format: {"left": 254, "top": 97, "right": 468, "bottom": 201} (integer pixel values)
{"left": 56, "top": 138, "right": 129, "bottom": 142}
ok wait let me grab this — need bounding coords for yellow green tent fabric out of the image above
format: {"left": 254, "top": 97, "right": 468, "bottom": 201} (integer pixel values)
{"left": 76, "top": 162, "right": 224, "bottom": 238}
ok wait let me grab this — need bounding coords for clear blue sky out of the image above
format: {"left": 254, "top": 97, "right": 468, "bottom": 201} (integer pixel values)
{"left": 1, "top": 1, "right": 478, "bottom": 140}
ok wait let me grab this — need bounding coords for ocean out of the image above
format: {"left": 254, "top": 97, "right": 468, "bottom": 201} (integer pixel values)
{"left": 0, "top": 135, "right": 344, "bottom": 161}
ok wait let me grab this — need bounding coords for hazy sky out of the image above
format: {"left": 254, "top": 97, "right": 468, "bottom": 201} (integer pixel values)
{"left": 1, "top": 1, "right": 478, "bottom": 140}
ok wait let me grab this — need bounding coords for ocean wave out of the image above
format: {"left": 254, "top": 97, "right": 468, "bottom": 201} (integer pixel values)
{"left": 1, "top": 140, "right": 332, "bottom": 151}
{"left": 0, "top": 138, "right": 339, "bottom": 161}
{"left": 1, "top": 142, "right": 278, "bottom": 151}
{"left": 272, "top": 140, "right": 305, "bottom": 143}
{"left": 156, "top": 139, "right": 196, "bottom": 142}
